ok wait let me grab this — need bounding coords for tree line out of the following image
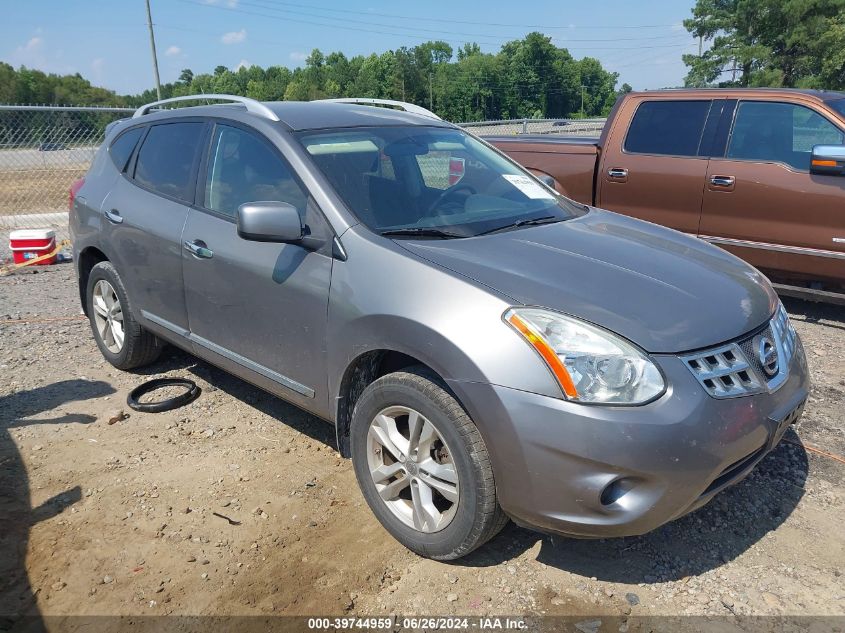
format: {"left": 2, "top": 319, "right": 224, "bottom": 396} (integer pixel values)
{"left": 684, "top": 0, "right": 845, "bottom": 89}
{"left": 1, "top": 33, "right": 626, "bottom": 122}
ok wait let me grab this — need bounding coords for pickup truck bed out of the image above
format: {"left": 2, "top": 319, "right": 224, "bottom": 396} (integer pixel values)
{"left": 486, "top": 136, "right": 599, "bottom": 208}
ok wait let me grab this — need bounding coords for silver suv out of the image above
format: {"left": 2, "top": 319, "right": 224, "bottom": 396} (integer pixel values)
{"left": 70, "top": 95, "right": 810, "bottom": 560}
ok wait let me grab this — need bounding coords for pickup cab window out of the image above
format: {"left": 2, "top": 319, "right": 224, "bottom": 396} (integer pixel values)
{"left": 624, "top": 100, "right": 712, "bottom": 157}
{"left": 727, "top": 101, "right": 844, "bottom": 171}
{"left": 825, "top": 98, "right": 845, "bottom": 118}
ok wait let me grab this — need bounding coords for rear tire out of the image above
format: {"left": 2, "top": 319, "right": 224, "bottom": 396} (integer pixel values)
{"left": 86, "top": 261, "right": 162, "bottom": 370}
{"left": 350, "top": 366, "right": 507, "bottom": 560}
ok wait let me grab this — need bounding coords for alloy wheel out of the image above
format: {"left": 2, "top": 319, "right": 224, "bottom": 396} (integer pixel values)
{"left": 366, "top": 406, "right": 460, "bottom": 533}
{"left": 92, "top": 279, "right": 125, "bottom": 353}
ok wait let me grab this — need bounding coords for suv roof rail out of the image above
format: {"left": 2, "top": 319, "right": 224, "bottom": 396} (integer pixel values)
{"left": 132, "top": 94, "right": 280, "bottom": 122}
{"left": 318, "top": 98, "right": 441, "bottom": 120}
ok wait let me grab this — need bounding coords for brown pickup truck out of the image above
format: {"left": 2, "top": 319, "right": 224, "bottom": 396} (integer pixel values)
{"left": 489, "top": 89, "right": 845, "bottom": 302}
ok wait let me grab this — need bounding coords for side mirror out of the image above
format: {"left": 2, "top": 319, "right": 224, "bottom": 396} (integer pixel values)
{"left": 237, "top": 202, "right": 303, "bottom": 243}
{"left": 536, "top": 174, "right": 556, "bottom": 188}
{"left": 810, "top": 145, "right": 845, "bottom": 176}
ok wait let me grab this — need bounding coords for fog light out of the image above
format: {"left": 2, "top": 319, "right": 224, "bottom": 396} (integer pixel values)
{"left": 600, "top": 477, "right": 636, "bottom": 506}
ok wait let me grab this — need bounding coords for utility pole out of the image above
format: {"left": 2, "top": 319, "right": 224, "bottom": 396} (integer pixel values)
{"left": 145, "top": 0, "right": 162, "bottom": 100}
{"left": 429, "top": 73, "right": 433, "bottom": 111}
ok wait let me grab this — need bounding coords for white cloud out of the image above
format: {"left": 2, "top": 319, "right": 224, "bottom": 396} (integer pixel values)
{"left": 289, "top": 51, "right": 307, "bottom": 62}
{"left": 204, "top": 0, "right": 238, "bottom": 6}
{"left": 165, "top": 45, "right": 182, "bottom": 57}
{"left": 235, "top": 59, "right": 251, "bottom": 70}
{"left": 20, "top": 36, "right": 43, "bottom": 53}
{"left": 221, "top": 28, "right": 246, "bottom": 45}
{"left": 12, "top": 35, "right": 48, "bottom": 69}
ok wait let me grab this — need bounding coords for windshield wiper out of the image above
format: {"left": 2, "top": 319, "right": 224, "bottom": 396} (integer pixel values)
{"left": 380, "top": 227, "right": 465, "bottom": 239}
{"left": 477, "top": 215, "right": 561, "bottom": 236}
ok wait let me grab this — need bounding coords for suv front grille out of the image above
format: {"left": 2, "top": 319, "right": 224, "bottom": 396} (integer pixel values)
{"left": 681, "top": 303, "right": 798, "bottom": 399}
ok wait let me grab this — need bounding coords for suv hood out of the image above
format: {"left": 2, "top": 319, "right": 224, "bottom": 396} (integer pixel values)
{"left": 398, "top": 209, "right": 777, "bottom": 353}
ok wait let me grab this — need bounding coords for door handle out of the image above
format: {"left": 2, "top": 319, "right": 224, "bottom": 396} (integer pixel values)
{"left": 104, "top": 209, "right": 123, "bottom": 224}
{"left": 183, "top": 239, "right": 213, "bottom": 259}
{"left": 709, "top": 175, "right": 736, "bottom": 187}
{"left": 607, "top": 167, "right": 628, "bottom": 181}
{"left": 834, "top": 237, "right": 845, "bottom": 244}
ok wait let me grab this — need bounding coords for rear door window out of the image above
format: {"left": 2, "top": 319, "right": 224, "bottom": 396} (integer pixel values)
{"left": 204, "top": 124, "right": 307, "bottom": 219}
{"left": 624, "top": 100, "right": 712, "bottom": 157}
{"left": 134, "top": 122, "right": 205, "bottom": 202}
{"left": 109, "top": 127, "right": 144, "bottom": 172}
{"left": 727, "top": 101, "right": 844, "bottom": 170}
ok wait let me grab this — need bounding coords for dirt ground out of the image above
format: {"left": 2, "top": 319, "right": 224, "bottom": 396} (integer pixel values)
{"left": 0, "top": 264, "right": 843, "bottom": 626}
{"left": 0, "top": 169, "right": 85, "bottom": 215}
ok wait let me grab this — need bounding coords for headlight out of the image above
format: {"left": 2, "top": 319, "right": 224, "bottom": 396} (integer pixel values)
{"left": 504, "top": 308, "right": 665, "bottom": 405}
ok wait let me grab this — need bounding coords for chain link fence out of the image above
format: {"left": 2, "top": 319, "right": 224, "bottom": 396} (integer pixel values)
{"left": 0, "top": 105, "right": 134, "bottom": 261}
{"left": 460, "top": 117, "right": 606, "bottom": 137}
{"left": 0, "top": 105, "right": 606, "bottom": 261}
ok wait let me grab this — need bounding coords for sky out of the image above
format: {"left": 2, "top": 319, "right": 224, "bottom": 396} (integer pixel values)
{"left": 4, "top": 0, "right": 699, "bottom": 97}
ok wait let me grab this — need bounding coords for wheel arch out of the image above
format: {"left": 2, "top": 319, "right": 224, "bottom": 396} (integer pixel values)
{"left": 77, "top": 246, "right": 109, "bottom": 314}
{"left": 334, "top": 348, "right": 461, "bottom": 458}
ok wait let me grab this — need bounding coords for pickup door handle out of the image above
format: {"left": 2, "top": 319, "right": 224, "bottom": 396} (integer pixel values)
{"left": 709, "top": 175, "right": 736, "bottom": 188}
{"left": 834, "top": 238, "right": 845, "bottom": 244}
{"left": 183, "top": 239, "right": 213, "bottom": 259}
{"left": 104, "top": 209, "right": 123, "bottom": 224}
{"left": 607, "top": 167, "right": 628, "bottom": 181}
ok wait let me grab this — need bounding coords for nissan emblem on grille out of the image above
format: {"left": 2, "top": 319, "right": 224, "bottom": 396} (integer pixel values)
{"left": 681, "top": 302, "right": 797, "bottom": 399}
{"left": 756, "top": 334, "right": 779, "bottom": 377}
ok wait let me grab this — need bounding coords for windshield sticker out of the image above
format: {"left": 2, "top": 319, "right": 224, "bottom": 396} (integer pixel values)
{"left": 502, "top": 174, "right": 556, "bottom": 200}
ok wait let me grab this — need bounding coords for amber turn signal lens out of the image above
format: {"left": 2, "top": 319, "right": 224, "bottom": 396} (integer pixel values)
{"left": 507, "top": 312, "right": 579, "bottom": 398}
{"left": 812, "top": 159, "right": 838, "bottom": 167}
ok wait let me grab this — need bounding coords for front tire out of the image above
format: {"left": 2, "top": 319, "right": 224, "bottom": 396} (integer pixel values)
{"left": 350, "top": 367, "right": 507, "bottom": 560}
{"left": 86, "top": 261, "right": 162, "bottom": 370}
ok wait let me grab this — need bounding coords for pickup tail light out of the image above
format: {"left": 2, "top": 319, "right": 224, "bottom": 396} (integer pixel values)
{"left": 69, "top": 177, "right": 85, "bottom": 210}
{"left": 448, "top": 157, "right": 465, "bottom": 186}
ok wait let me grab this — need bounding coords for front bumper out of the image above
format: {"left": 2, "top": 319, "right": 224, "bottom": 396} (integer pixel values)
{"left": 448, "top": 338, "right": 809, "bottom": 539}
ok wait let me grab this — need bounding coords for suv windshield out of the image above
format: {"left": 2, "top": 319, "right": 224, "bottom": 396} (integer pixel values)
{"left": 296, "top": 126, "right": 583, "bottom": 238}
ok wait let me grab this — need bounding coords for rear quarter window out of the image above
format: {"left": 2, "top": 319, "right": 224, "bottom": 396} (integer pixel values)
{"left": 133, "top": 122, "right": 205, "bottom": 202}
{"left": 109, "top": 127, "right": 144, "bottom": 173}
{"left": 624, "top": 100, "right": 712, "bottom": 157}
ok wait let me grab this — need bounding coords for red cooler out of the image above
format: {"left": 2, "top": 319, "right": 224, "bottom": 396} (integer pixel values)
{"left": 9, "top": 229, "right": 57, "bottom": 265}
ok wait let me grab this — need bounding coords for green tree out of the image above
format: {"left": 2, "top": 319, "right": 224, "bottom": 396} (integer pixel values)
{"left": 683, "top": 0, "right": 845, "bottom": 89}
{"left": 1, "top": 34, "right": 621, "bottom": 121}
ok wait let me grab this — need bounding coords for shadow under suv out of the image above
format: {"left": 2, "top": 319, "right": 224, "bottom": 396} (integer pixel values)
{"left": 70, "top": 95, "right": 810, "bottom": 560}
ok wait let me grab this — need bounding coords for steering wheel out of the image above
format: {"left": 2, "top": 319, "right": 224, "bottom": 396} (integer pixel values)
{"left": 426, "top": 184, "right": 477, "bottom": 215}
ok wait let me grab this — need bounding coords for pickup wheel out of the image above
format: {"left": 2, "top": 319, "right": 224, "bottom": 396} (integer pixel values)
{"left": 350, "top": 366, "right": 508, "bottom": 560}
{"left": 85, "top": 261, "right": 163, "bottom": 370}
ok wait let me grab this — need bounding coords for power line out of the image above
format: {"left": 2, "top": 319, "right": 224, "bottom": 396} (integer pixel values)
{"left": 237, "top": 0, "right": 679, "bottom": 31}
{"left": 176, "top": 1, "right": 692, "bottom": 52}
{"left": 238, "top": 0, "right": 686, "bottom": 42}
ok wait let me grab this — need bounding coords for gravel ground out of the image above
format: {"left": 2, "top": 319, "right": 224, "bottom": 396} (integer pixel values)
{"left": 0, "top": 263, "right": 843, "bottom": 624}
